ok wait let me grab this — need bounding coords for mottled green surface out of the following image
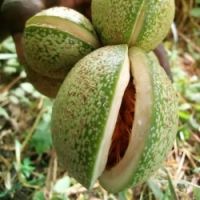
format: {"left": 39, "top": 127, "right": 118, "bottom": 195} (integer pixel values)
{"left": 135, "top": 0, "right": 175, "bottom": 50}
{"left": 100, "top": 48, "right": 178, "bottom": 192}
{"left": 24, "top": 26, "right": 95, "bottom": 79}
{"left": 23, "top": 7, "right": 99, "bottom": 79}
{"left": 92, "top": 0, "right": 175, "bottom": 51}
{"left": 126, "top": 51, "right": 178, "bottom": 188}
{"left": 51, "top": 45, "right": 128, "bottom": 188}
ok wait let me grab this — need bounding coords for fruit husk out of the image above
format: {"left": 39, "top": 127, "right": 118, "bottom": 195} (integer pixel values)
{"left": 99, "top": 47, "right": 178, "bottom": 192}
{"left": 51, "top": 45, "right": 130, "bottom": 188}
{"left": 23, "top": 7, "right": 100, "bottom": 79}
{"left": 51, "top": 45, "right": 178, "bottom": 192}
{"left": 92, "top": 0, "right": 175, "bottom": 51}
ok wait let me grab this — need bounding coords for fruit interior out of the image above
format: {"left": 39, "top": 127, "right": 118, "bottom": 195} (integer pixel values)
{"left": 106, "top": 78, "right": 136, "bottom": 169}
{"left": 27, "top": 16, "right": 99, "bottom": 48}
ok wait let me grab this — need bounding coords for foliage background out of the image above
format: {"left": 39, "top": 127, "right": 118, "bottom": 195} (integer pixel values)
{"left": 0, "top": 0, "right": 200, "bottom": 199}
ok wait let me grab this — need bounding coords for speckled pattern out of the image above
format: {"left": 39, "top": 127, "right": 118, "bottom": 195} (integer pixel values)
{"left": 51, "top": 45, "right": 128, "bottom": 188}
{"left": 24, "top": 26, "right": 95, "bottom": 79}
{"left": 92, "top": 0, "right": 175, "bottom": 51}
{"left": 122, "top": 51, "right": 178, "bottom": 190}
{"left": 92, "top": 0, "right": 142, "bottom": 45}
{"left": 135, "top": 0, "right": 175, "bottom": 51}
{"left": 24, "top": 7, "right": 99, "bottom": 79}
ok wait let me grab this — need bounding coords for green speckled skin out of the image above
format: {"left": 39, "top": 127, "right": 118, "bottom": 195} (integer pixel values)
{"left": 92, "top": 0, "right": 175, "bottom": 51}
{"left": 51, "top": 45, "right": 128, "bottom": 188}
{"left": 23, "top": 7, "right": 99, "bottom": 79}
{"left": 24, "top": 26, "right": 95, "bottom": 79}
{"left": 100, "top": 49, "right": 178, "bottom": 192}
{"left": 126, "top": 51, "right": 178, "bottom": 188}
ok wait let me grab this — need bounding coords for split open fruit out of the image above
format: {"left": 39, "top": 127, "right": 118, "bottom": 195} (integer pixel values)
{"left": 23, "top": 7, "right": 100, "bottom": 97}
{"left": 51, "top": 45, "right": 178, "bottom": 193}
{"left": 92, "top": 0, "right": 175, "bottom": 51}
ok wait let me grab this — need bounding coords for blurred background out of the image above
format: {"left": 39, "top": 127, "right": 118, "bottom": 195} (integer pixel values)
{"left": 0, "top": 0, "right": 200, "bottom": 199}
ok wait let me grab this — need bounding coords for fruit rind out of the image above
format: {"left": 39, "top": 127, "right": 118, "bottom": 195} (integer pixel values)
{"left": 134, "top": 0, "right": 175, "bottom": 51}
{"left": 99, "top": 48, "right": 178, "bottom": 192}
{"left": 24, "top": 26, "right": 95, "bottom": 79}
{"left": 92, "top": 0, "right": 175, "bottom": 51}
{"left": 23, "top": 7, "right": 99, "bottom": 79}
{"left": 32, "top": 7, "right": 97, "bottom": 36}
{"left": 51, "top": 45, "right": 130, "bottom": 188}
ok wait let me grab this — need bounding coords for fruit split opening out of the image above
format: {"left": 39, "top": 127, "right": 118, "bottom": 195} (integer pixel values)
{"left": 106, "top": 78, "right": 136, "bottom": 169}
{"left": 51, "top": 46, "right": 178, "bottom": 193}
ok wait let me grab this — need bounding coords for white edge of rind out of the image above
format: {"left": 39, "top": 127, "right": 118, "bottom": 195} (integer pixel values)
{"left": 89, "top": 48, "right": 130, "bottom": 188}
{"left": 26, "top": 16, "right": 100, "bottom": 48}
{"left": 99, "top": 47, "right": 153, "bottom": 192}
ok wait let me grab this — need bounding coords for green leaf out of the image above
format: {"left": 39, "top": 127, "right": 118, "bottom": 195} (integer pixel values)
{"left": 30, "top": 101, "right": 53, "bottom": 154}
{"left": 51, "top": 194, "right": 69, "bottom": 200}
{"left": 0, "top": 37, "right": 16, "bottom": 53}
{"left": 179, "top": 111, "right": 190, "bottom": 121}
{"left": 165, "top": 169, "right": 178, "bottom": 200}
{"left": 190, "top": 8, "right": 200, "bottom": 18}
{"left": 185, "top": 82, "right": 200, "bottom": 103}
{"left": 53, "top": 176, "right": 71, "bottom": 194}
{"left": 20, "top": 82, "right": 35, "bottom": 94}
{"left": 194, "top": 187, "right": 200, "bottom": 200}
{"left": 0, "top": 53, "right": 17, "bottom": 60}
{"left": 31, "top": 121, "right": 52, "bottom": 153}
{"left": 32, "top": 191, "right": 45, "bottom": 200}
{"left": 20, "top": 158, "right": 35, "bottom": 178}
{"left": 193, "top": 167, "right": 200, "bottom": 174}
{"left": 147, "top": 179, "right": 164, "bottom": 200}
{"left": 0, "top": 107, "right": 9, "bottom": 119}
{"left": 189, "top": 116, "right": 200, "bottom": 131}
{"left": 118, "top": 189, "right": 132, "bottom": 200}
{"left": 179, "top": 103, "right": 191, "bottom": 111}
{"left": 178, "top": 126, "right": 191, "bottom": 141}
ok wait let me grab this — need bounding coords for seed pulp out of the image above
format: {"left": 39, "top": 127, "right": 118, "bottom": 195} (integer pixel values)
{"left": 106, "top": 78, "right": 136, "bottom": 169}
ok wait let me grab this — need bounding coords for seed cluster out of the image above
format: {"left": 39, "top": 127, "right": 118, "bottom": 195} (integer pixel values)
{"left": 107, "top": 79, "right": 136, "bottom": 169}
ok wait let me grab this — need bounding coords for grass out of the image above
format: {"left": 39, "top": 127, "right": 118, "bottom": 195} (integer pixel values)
{"left": 0, "top": 2, "right": 200, "bottom": 199}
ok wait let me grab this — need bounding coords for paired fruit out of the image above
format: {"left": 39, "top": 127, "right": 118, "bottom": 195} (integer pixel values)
{"left": 92, "top": 0, "right": 175, "bottom": 51}
{"left": 51, "top": 45, "right": 178, "bottom": 192}
{"left": 23, "top": 6, "right": 100, "bottom": 96}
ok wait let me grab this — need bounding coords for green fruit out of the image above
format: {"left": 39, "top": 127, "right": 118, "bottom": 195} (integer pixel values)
{"left": 92, "top": 0, "right": 175, "bottom": 51}
{"left": 23, "top": 7, "right": 100, "bottom": 79}
{"left": 51, "top": 45, "right": 178, "bottom": 192}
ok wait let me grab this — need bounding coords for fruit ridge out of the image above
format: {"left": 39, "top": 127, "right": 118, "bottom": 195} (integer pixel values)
{"left": 51, "top": 45, "right": 130, "bottom": 188}
{"left": 100, "top": 47, "right": 178, "bottom": 192}
{"left": 23, "top": 7, "right": 99, "bottom": 79}
{"left": 92, "top": 0, "right": 175, "bottom": 51}
{"left": 51, "top": 45, "right": 178, "bottom": 192}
